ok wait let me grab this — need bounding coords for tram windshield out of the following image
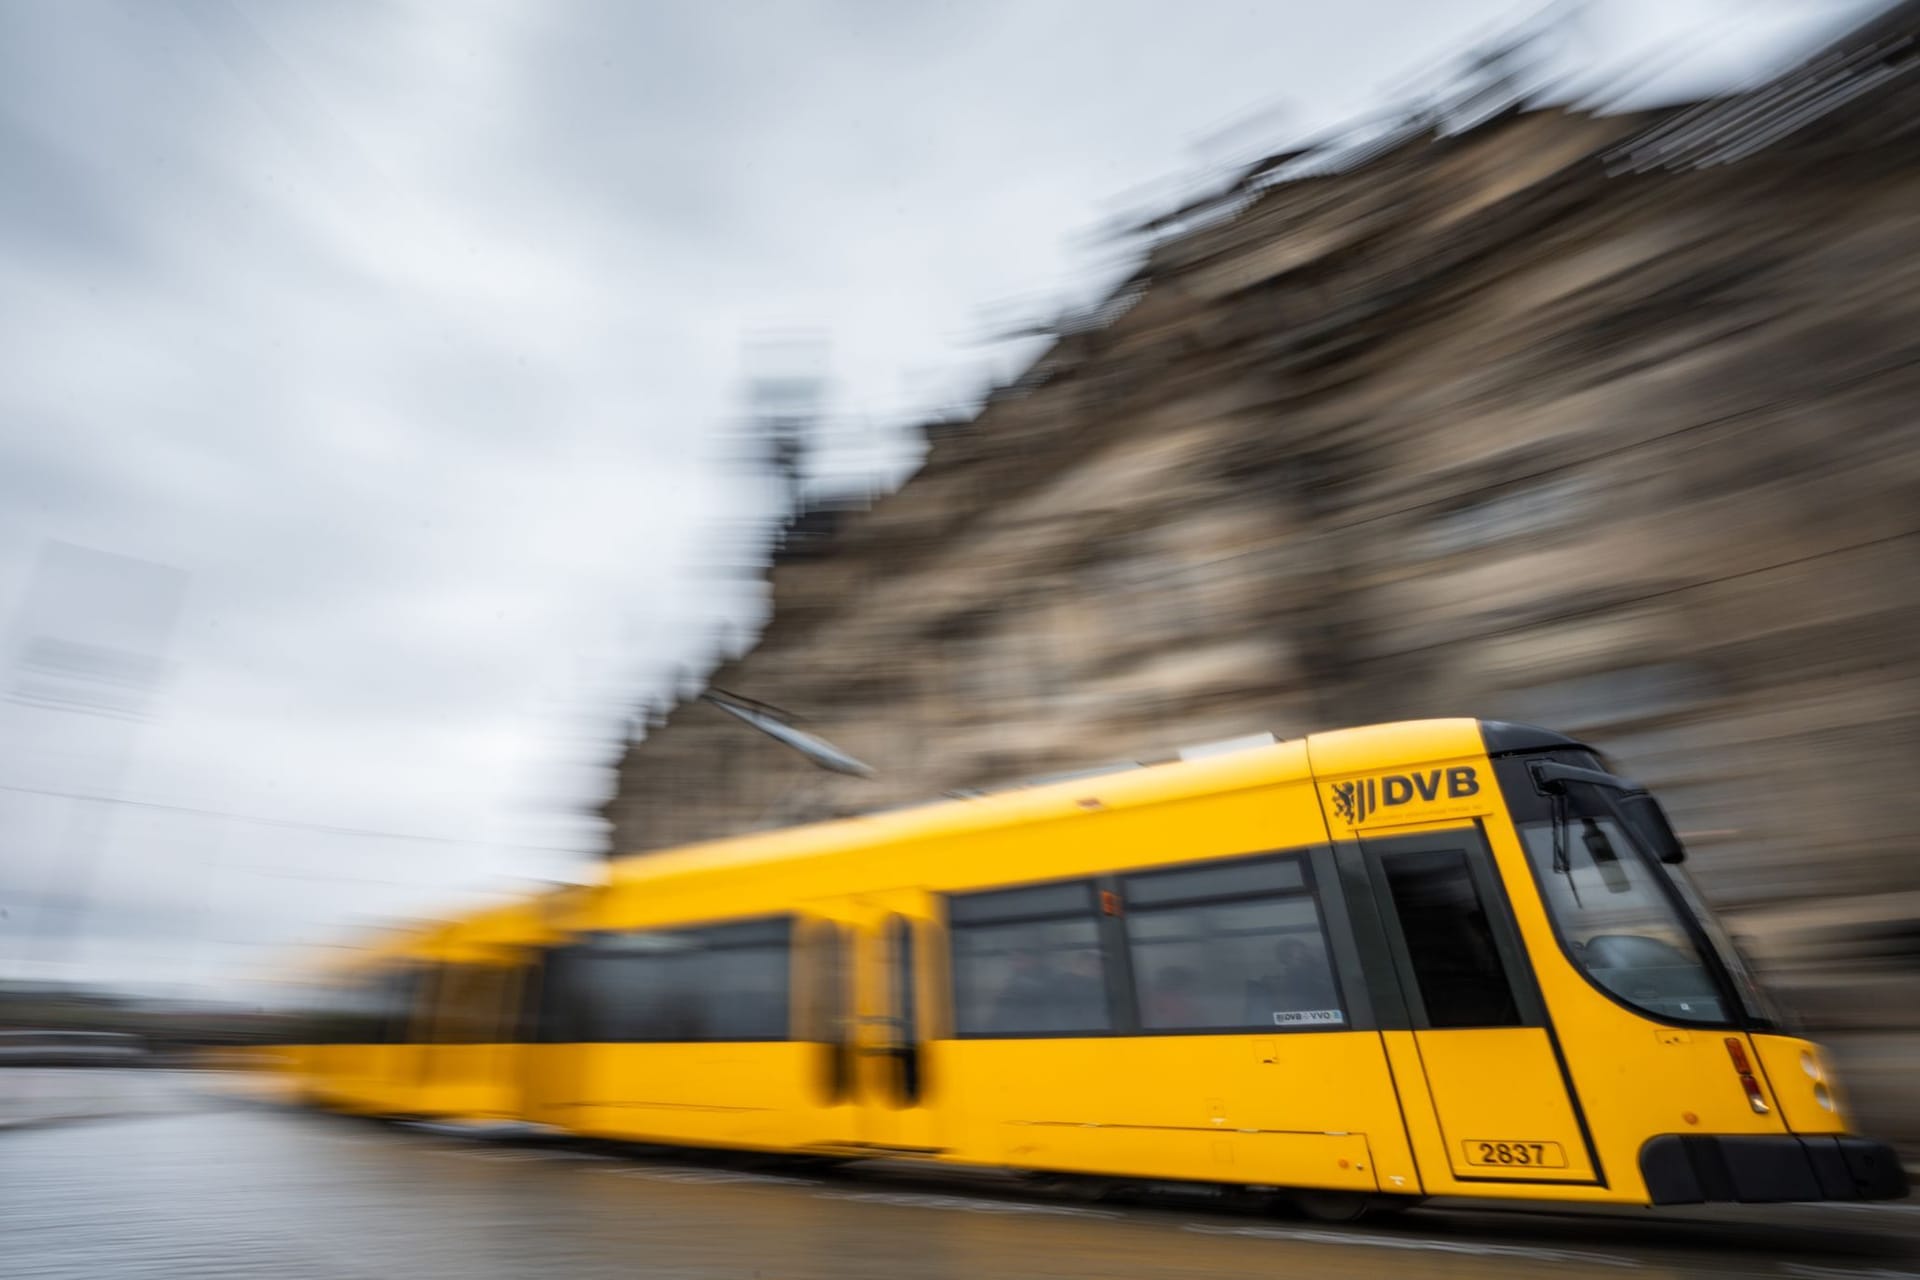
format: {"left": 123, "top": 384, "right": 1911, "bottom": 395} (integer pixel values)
{"left": 1514, "top": 776, "right": 1755, "bottom": 1025}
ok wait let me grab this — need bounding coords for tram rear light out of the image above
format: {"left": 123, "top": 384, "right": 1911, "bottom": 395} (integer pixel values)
{"left": 1724, "top": 1037, "right": 1771, "bottom": 1114}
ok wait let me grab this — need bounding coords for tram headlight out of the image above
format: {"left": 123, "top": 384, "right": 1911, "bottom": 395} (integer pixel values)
{"left": 1801, "top": 1050, "right": 1822, "bottom": 1080}
{"left": 1814, "top": 1082, "right": 1835, "bottom": 1112}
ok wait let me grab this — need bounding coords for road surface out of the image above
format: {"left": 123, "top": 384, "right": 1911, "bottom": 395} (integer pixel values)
{"left": 2, "top": 1071, "right": 1918, "bottom": 1279}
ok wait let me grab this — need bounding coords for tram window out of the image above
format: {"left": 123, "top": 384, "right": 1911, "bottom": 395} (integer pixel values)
{"left": 702, "top": 944, "right": 791, "bottom": 1040}
{"left": 1378, "top": 849, "right": 1522, "bottom": 1028}
{"left": 1130, "top": 900, "right": 1342, "bottom": 1030}
{"left": 951, "top": 890, "right": 1110, "bottom": 1037}
{"left": 572, "top": 954, "right": 676, "bottom": 1040}
{"left": 376, "top": 968, "right": 426, "bottom": 1043}
{"left": 1519, "top": 817, "right": 1728, "bottom": 1023}
{"left": 425, "top": 965, "right": 461, "bottom": 1043}
{"left": 567, "top": 918, "right": 792, "bottom": 1042}
{"left": 322, "top": 982, "right": 383, "bottom": 1044}
{"left": 1123, "top": 855, "right": 1344, "bottom": 1032}
{"left": 535, "top": 949, "right": 584, "bottom": 1042}
{"left": 480, "top": 965, "right": 517, "bottom": 1041}
{"left": 354, "top": 978, "right": 390, "bottom": 1043}
{"left": 513, "top": 954, "right": 547, "bottom": 1043}
{"left": 429, "top": 964, "right": 515, "bottom": 1044}
{"left": 362, "top": 976, "right": 389, "bottom": 1043}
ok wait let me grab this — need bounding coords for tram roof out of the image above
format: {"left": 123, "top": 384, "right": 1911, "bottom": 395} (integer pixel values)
{"left": 605, "top": 716, "right": 1514, "bottom": 890}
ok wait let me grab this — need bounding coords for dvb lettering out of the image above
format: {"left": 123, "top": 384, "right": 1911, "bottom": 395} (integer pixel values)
{"left": 1380, "top": 767, "right": 1479, "bottom": 804}
{"left": 1335, "top": 766, "right": 1479, "bottom": 822}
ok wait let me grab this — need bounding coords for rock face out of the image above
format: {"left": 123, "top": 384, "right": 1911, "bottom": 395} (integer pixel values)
{"left": 601, "top": 11, "right": 1920, "bottom": 1138}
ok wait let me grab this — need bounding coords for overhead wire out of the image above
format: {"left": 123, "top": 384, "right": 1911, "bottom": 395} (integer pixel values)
{"left": 0, "top": 783, "right": 583, "bottom": 856}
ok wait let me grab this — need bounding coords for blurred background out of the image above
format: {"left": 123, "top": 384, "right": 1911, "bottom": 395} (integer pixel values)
{"left": 3, "top": 0, "right": 1917, "bottom": 1163}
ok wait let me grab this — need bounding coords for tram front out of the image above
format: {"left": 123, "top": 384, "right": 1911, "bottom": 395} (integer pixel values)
{"left": 1310, "top": 719, "right": 1906, "bottom": 1207}
{"left": 1482, "top": 722, "right": 1908, "bottom": 1206}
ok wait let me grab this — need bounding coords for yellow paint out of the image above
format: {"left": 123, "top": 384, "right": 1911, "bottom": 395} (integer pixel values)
{"left": 1751, "top": 1033, "right": 1847, "bottom": 1135}
{"left": 1410, "top": 1027, "right": 1595, "bottom": 1183}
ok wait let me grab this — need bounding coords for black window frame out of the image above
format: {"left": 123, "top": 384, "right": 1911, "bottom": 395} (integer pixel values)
{"left": 947, "top": 881, "right": 1098, "bottom": 927}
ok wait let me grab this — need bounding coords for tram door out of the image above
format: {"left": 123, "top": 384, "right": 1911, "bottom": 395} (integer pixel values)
{"left": 420, "top": 960, "right": 514, "bottom": 1112}
{"left": 848, "top": 893, "right": 941, "bottom": 1154}
{"left": 517, "top": 946, "right": 587, "bottom": 1131}
{"left": 1359, "top": 831, "right": 1599, "bottom": 1186}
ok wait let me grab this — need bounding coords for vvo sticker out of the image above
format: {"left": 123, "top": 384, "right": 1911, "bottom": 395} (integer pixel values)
{"left": 1272, "top": 1010, "right": 1345, "bottom": 1027}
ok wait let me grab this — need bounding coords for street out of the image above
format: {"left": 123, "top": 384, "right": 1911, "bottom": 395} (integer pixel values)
{"left": 2, "top": 1072, "right": 1918, "bottom": 1279}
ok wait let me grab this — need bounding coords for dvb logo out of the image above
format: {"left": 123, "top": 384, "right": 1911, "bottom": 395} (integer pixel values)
{"left": 1330, "top": 767, "right": 1479, "bottom": 825}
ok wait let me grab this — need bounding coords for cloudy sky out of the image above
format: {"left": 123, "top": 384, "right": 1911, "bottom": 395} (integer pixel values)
{"left": 0, "top": 0, "right": 1877, "bottom": 999}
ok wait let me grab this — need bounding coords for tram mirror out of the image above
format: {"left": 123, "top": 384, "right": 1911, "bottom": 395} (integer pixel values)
{"left": 1619, "top": 793, "right": 1686, "bottom": 864}
{"left": 1582, "top": 819, "right": 1632, "bottom": 894}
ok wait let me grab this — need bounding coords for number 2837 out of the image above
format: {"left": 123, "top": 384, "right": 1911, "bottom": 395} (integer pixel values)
{"left": 1465, "top": 1140, "right": 1566, "bottom": 1168}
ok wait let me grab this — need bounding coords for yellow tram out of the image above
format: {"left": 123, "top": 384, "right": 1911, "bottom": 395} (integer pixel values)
{"left": 278, "top": 719, "right": 1908, "bottom": 1214}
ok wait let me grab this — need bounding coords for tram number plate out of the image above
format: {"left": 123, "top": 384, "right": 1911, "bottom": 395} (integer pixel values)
{"left": 1464, "top": 1140, "right": 1567, "bottom": 1169}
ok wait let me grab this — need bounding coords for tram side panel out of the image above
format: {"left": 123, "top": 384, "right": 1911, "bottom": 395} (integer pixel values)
{"left": 928, "top": 769, "right": 1419, "bottom": 1195}
{"left": 505, "top": 770, "right": 1422, "bottom": 1192}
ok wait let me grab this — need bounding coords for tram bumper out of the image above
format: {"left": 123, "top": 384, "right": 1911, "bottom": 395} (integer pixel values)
{"left": 1639, "top": 1134, "right": 1908, "bottom": 1204}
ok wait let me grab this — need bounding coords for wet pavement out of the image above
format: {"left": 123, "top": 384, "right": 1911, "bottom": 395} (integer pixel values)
{"left": 3, "top": 1073, "right": 1919, "bottom": 1279}
{"left": 0, "top": 1068, "right": 194, "bottom": 1131}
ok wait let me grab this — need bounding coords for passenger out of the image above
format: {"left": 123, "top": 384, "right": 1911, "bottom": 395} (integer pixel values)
{"left": 1244, "top": 938, "right": 1340, "bottom": 1025}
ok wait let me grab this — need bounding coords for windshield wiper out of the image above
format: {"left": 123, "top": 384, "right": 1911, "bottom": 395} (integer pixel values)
{"left": 1548, "top": 785, "right": 1584, "bottom": 907}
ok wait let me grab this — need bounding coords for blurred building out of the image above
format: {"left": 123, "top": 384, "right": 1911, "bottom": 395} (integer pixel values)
{"left": 604, "top": 9, "right": 1920, "bottom": 1139}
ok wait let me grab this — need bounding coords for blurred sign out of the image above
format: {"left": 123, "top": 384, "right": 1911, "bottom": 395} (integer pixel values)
{"left": 6, "top": 542, "right": 187, "bottom": 719}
